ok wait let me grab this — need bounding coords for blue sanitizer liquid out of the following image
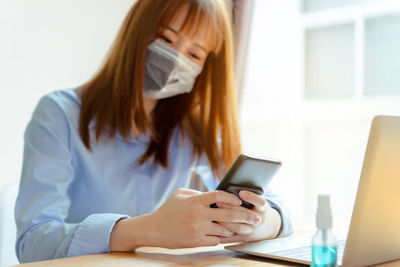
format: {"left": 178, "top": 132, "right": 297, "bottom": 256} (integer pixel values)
{"left": 311, "top": 245, "right": 337, "bottom": 267}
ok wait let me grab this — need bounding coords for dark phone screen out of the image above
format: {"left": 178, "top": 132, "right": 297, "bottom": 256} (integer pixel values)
{"left": 212, "top": 154, "right": 281, "bottom": 209}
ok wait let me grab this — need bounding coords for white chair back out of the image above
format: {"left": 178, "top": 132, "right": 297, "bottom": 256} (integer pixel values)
{"left": 0, "top": 182, "right": 19, "bottom": 266}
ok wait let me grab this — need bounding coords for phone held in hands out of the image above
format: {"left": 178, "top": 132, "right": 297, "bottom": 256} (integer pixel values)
{"left": 212, "top": 154, "right": 281, "bottom": 209}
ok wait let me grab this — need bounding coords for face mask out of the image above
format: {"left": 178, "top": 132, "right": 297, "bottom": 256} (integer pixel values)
{"left": 143, "top": 40, "right": 203, "bottom": 99}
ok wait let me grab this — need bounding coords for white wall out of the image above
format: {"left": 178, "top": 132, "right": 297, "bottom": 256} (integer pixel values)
{"left": 0, "top": 0, "right": 135, "bottom": 189}
{"left": 0, "top": 2, "right": 134, "bottom": 264}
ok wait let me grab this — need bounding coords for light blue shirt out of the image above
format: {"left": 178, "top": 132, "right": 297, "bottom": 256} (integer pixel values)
{"left": 15, "top": 89, "right": 292, "bottom": 263}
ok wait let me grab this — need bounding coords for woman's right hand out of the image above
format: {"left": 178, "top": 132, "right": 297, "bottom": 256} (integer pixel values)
{"left": 109, "top": 188, "right": 262, "bottom": 251}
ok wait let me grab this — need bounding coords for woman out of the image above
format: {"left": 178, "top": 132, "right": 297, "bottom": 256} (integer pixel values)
{"left": 15, "top": 0, "right": 292, "bottom": 263}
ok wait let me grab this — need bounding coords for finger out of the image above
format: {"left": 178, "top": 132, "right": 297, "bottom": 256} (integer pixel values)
{"left": 216, "top": 202, "right": 231, "bottom": 209}
{"left": 216, "top": 203, "right": 252, "bottom": 213}
{"left": 220, "top": 234, "right": 252, "bottom": 244}
{"left": 239, "top": 190, "right": 268, "bottom": 212}
{"left": 207, "top": 222, "right": 235, "bottom": 237}
{"left": 176, "top": 188, "right": 202, "bottom": 196}
{"left": 217, "top": 202, "right": 244, "bottom": 209}
{"left": 218, "top": 221, "right": 254, "bottom": 235}
{"left": 208, "top": 207, "right": 262, "bottom": 225}
{"left": 195, "top": 190, "right": 242, "bottom": 207}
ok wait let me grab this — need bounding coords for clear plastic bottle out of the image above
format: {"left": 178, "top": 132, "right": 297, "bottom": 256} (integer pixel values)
{"left": 311, "top": 195, "right": 337, "bottom": 267}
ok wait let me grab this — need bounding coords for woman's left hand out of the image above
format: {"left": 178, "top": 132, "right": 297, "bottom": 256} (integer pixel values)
{"left": 216, "top": 190, "right": 282, "bottom": 243}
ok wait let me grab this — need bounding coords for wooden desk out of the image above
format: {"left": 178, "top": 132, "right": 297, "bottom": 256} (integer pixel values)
{"left": 8, "top": 245, "right": 400, "bottom": 267}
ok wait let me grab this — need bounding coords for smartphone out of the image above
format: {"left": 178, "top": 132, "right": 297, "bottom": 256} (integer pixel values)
{"left": 213, "top": 154, "right": 282, "bottom": 209}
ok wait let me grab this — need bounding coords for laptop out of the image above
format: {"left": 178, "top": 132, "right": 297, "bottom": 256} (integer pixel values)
{"left": 226, "top": 115, "right": 400, "bottom": 267}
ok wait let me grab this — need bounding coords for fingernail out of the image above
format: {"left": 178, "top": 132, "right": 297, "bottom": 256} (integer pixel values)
{"left": 218, "top": 203, "right": 229, "bottom": 208}
{"left": 254, "top": 216, "right": 262, "bottom": 225}
{"left": 235, "top": 199, "right": 242, "bottom": 205}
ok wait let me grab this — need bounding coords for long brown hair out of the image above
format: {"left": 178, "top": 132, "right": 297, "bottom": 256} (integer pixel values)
{"left": 79, "top": 0, "right": 241, "bottom": 177}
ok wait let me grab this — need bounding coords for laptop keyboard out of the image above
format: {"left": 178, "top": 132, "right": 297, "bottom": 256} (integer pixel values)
{"left": 269, "top": 239, "right": 346, "bottom": 264}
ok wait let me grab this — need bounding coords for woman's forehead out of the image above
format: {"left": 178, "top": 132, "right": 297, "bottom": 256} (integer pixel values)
{"left": 161, "top": 5, "right": 216, "bottom": 52}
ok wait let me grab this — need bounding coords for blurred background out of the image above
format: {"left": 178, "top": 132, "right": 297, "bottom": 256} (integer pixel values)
{"left": 1, "top": 0, "right": 400, "bottom": 265}
{"left": 240, "top": 0, "right": 400, "bottom": 229}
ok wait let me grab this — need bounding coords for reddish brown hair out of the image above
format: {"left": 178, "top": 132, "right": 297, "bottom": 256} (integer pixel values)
{"left": 79, "top": 0, "right": 241, "bottom": 177}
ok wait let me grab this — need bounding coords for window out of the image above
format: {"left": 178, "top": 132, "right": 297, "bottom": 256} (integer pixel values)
{"left": 365, "top": 14, "right": 400, "bottom": 96}
{"left": 302, "top": 0, "right": 376, "bottom": 13}
{"left": 303, "top": 0, "right": 400, "bottom": 98}
{"left": 305, "top": 23, "right": 355, "bottom": 98}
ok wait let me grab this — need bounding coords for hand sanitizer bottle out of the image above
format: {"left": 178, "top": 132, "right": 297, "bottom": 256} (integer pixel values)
{"left": 311, "top": 195, "right": 337, "bottom": 267}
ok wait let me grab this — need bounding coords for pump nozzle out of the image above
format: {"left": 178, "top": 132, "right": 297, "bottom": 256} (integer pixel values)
{"left": 316, "top": 195, "right": 332, "bottom": 229}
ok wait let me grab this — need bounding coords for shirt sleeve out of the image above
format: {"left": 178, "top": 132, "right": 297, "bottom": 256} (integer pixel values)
{"left": 15, "top": 96, "right": 128, "bottom": 263}
{"left": 193, "top": 154, "right": 293, "bottom": 238}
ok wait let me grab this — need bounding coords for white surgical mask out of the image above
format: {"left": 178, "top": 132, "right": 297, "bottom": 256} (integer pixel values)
{"left": 143, "top": 40, "right": 203, "bottom": 99}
